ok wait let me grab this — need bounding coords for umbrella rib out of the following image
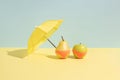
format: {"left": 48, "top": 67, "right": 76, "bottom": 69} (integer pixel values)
{"left": 47, "top": 39, "right": 56, "bottom": 48}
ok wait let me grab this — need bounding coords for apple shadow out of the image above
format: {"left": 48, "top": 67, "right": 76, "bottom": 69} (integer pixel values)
{"left": 69, "top": 55, "right": 75, "bottom": 59}
{"left": 7, "top": 49, "right": 28, "bottom": 58}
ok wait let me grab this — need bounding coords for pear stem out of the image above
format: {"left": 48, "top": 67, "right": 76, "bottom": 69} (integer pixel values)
{"left": 80, "top": 43, "right": 81, "bottom": 45}
{"left": 61, "top": 36, "right": 64, "bottom": 41}
{"left": 47, "top": 39, "right": 56, "bottom": 48}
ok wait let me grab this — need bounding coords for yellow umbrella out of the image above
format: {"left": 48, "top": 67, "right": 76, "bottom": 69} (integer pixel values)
{"left": 28, "top": 20, "right": 63, "bottom": 54}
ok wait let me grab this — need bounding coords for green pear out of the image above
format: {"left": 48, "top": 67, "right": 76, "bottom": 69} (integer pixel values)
{"left": 56, "top": 40, "right": 70, "bottom": 59}
{"left": 56, "top": 40, "right": 70, "bottom": 50}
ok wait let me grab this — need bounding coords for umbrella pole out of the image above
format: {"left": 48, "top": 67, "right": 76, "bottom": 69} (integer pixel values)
{"left": 47, "top": 39, "right": 56, "bottom": 48}
{"left": 61, "top": 36, "right": 64, "bottom": 41}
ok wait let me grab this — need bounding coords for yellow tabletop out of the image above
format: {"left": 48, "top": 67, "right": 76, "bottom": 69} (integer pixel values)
{"left": 0, "top": 48, "right": 120, "bottom": 80}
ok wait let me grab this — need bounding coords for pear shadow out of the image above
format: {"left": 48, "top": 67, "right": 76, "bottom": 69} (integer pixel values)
{"left": 8, "top": 49, "right": 28, "bottom": 58}
{"left": 46, "top": 55, "right": 59, "bottom": 60}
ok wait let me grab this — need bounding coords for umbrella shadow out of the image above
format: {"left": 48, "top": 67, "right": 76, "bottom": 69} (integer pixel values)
{"left": 8, "top": 49, "right": 28, "bottom": 58}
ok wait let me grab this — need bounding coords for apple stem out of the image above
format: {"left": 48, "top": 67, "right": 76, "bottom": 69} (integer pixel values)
{"left": 47, "top": 39, "right": 56, "bottom": 48}
{"left": 61, "top": 36, "right": 64, "bottom": 41}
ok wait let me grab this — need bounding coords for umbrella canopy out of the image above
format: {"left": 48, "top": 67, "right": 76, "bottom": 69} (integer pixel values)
{"left": 28, "top": 20, "right": 63, "bottom": 54}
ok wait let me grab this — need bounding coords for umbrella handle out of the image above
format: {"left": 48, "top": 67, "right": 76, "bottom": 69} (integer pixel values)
{"left": 47, "top": 39, "right": 56, "bottom": 48}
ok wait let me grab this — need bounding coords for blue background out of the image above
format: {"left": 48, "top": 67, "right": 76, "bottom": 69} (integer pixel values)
{"left": 0, "top": 0, "right": 120, "bottom": 48}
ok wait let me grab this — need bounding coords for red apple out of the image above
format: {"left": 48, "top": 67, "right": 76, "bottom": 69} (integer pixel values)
{"left": 72, "top": 43, "right": 87, "bottom": 59}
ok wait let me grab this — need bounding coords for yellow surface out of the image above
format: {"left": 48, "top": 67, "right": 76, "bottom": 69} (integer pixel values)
{"left": 28, "top": 20, "right": 63, "bottom": 54}
{"left": 0, "top": 48, "right": 120, "bottom": 80}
